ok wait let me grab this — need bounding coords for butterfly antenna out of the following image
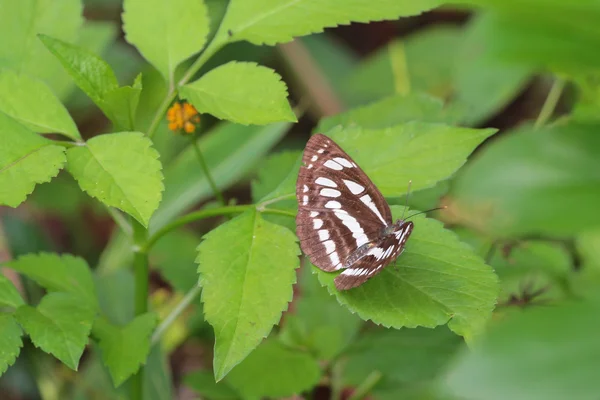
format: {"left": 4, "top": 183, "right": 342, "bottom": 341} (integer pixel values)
{"left": 400, "top": 180, "right": 412, "bottom": 221}
{"left": 405, "top": 206, "right": 447, "bottom": 220}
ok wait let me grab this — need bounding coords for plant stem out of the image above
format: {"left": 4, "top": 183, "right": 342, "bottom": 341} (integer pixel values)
{"left": 131, "top": 220, "right": 149, "bottom": 400}
{"left": 106, "top": 208, "right": 133, "bottom": 236}
{"left": 151, "top": 285, "right": 202, "bottom": 345}
{"left": 256, "top": 193, "right": 296, "bottom": 210}
{"left": 191, "top": 134, "right": 225, "bottom": 206}
{"left": 348, "top": 370, "right": 382, "bottom": 400}
{"left": 534, "top": 77, "right": 565, "bottom": 129}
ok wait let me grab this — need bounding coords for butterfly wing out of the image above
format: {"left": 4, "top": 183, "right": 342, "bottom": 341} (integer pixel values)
{"left": 296, "top": 133, "right": 393, "bottom": 273}
{"left": 334, "top": 221, "right": 413, "bottom": 290}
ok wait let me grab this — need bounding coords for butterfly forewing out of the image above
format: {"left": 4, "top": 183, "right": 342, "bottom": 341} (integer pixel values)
{"left": 296, "top": 134, "right": 395, "bottom": 275}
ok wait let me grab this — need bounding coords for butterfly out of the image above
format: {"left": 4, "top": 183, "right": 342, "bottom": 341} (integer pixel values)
{"left": 295, "top": 133, "right": 414, "bottom": 290}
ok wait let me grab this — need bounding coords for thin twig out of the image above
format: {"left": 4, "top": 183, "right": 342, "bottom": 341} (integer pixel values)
{"left": 534, "top": 77, "right": 565, "bottom": 129}
{"left": 106, "top": 207, "right": 133, "bottom": 236}
{"left": 151, "top": 285, "right": 202, "bottom": 344}
{"left": 191, "top": 134, "right": 225, "bottom": 206}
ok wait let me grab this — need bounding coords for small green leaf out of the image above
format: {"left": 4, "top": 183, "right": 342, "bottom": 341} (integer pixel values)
{"left": 327, "top": 124, "right": 496, "bottom": 196}
{"left": 217, "top": 0, "right": 442, "bottom": 46}
{"left": 316, "top": 93, "right": 459, "bottom": 133}
{"left": 451, "top": 121, "right": 600, "bottom": 237}
{"left": 0, "top": 275, "right": 24, "bottom": 309}
{"left": 4, "top": 253, "right": 98, "bottom": 309}
{"left": 102, "top": 74, "right": 143, "bottom": 131}
{"left": 180, "top": 61, "right": 296, "bottom": 125}
{"left": 443, "top": 298, "right": 600, "bottom": 400}
{"left": 185, "top": 370, "right": 240, "bottom": 399}
{"left": 94, "top": 313, "right": 157, "bottom": 387}
{"left": 15, "top": 292, "right": 95, "bottom": 370}
{"left": 0, "top": 113, "right": 66, "bottom": 207}
{"left": 0, "top": 314, "right": 23, "bottom": 376}
{"left": 226, "top": 339, "right": 321, "bottom": 398}
{"left": 66, "top": 132, "right": 164, "bottom": 227}
{"left": 123, "top": 0, "right": 210, "bottom": 82}
{"left": 0, "top": 0, "right": 83, "bottom": 99}
{"left": 0, "top": 70, "right": 80, "bottom": 140}
{"left": 197, "top": 209, "right": 300, "bottom": 380}
{"left": 39, "top": 34, "right": 119, "bottom": 104}
{"left": 316, "top": 206, "right": 498, "bottom": 341}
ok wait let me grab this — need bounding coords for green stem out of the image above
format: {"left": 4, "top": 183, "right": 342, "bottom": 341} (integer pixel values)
{"left": 151, "top": 285, "right": 202, "bottom": 345}
{"left": 348, "top": 370, "right": 382, "bottom": 400}
{"left": 131, "top": 220, "right": 149, "bottom": 400}
{"left": 191, "top": 135, "right": 225, "bottom": 206}
{"left": 256, "top": 193, "right": 296, "bottom": 210}
{"left": 534, "top": 77, "right": 565, "bottom": 129}
{"left": 52, "top": 140, "right": 82, "bottom": 148}
{"left": 106, "top": 208, "right": 132, "bottom": 236}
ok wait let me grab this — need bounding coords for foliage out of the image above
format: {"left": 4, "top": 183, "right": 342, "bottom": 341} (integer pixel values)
{"left": 0, "top": 0, "right": 597, "bottom": 399}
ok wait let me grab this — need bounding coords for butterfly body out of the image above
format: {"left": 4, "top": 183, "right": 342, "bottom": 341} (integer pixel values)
{"left": 296, "top": 134, "right": 414, "bottom": 290}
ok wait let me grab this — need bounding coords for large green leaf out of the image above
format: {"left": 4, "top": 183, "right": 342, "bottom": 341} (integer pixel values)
{"left": 0, "top": 0, "right": 83, "bottom": 99}
{"left": 461, "top": 0, "right": 600, "bottom": 73}
{"left": 151, "top": 121, "right": 290, "bottom": 231}
{"left": 197, "top": 209, "right": 300, "bottom": 380}
{"left": 15, "top": 292, "right": 95, "bottom": 370}
{"left": 66, "top": 132, "right": 164, "bottom": 227}
{"left": 0, "top": 70, "right": 80, "bottom": 140}
{"left": 316, "top": 206, "right": 498, "bottom": 340}
{"left": 451, "top": 13, "right": 532, "bottom": 125}
{"left": 215, "top": 0, "right": 442, "bottom": 46}
{"left": 443, "top": 298, "right": 600, "bottom": 400}
{"left": 226, "top": 339, "right": 321, "bottom": 398}
{"left": 451, "top": 121, "right": 600, "bottom": 237}
{"left": 180, "top": 61, "right": 296, "bottom": 125}
{"left": 4, "top": 253, "right": 98, "bottom": 309}
{"left": 94, "top": 313, "right": 157, "bottom": 387}
{"left": 0, "top": 315, "right": 23, "bottom": 376}
{"left": 0, "top": 275, "right": 24, "bottom": 309}
{"left": 343, "top": 327, "right": 461, "bottom": 399}
{"left": 326, "top": 124, "right": 496, "bottom": 196}
{"left": 39, "top": 35, "right": 142, "bottom": 131}
{"left": 0, "top": 112, "right": 66, "bottom": 207}
{"left": 122, "top": 0, "right": 210, "bottom": 82}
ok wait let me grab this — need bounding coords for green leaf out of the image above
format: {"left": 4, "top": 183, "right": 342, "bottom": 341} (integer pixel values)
{"left": 226, "top": 339, "right": 321, "bottom": 398}
{"left": 4, "top": 253, "right": 98, "bottom": 309}
{"left": 281, "top": 264, "right": 362, "bottom": 360}
{"left": 451, "top": 13, "right": 532, "bottom": 125}
{"left": 144, "top": 345, "right": 175, "bottom": 400}
{"left": 316, "top": 93, "right": 460, "bottom": 133}
{"left": 0, "top": 0, "right": 83, "bottom": 99}
{"left": 151, "top": 120, "right": 290, "bottom": 231}
{"left": 343, "top": 327, "right": 461, "bottom": 399}
{"left": 185, "top": 369, "right": 240, "bottom": 400}
{"left": 0, "top": 70, "right": 80, "bottom": 140}
{"left": 0, "top": 112, "right": 66, "bottom": 207}
{"left": 572, "top": 229, "right": 600, "bottom": 299}
{"left": 66, "top": 132, "right": 164, "bottom": 227}
{"left": 122, "top": 0, "right": 210, "bottom": 82}
{"left": 327, "top": 124, "right": 496, "bottom": 196}
{"left": 151, "top": 230, "right": 201, "bottom": 292}
{"left": 0, "top": 275, "right": 24, "bottom": 309}
{"left": 345, "top": 26, "right": 461, "bottom": 106}
{"left": 102, "top": 74, "right": 143, "bottom": 131}
{"left": 180, "top": 61, "right": 296, "bottom": 125}
{"left": 252, "top": 151, "right": 301, "bottom": 202}
{"left": 15, "top": 292, "right": 95, "bottom": 370}
{"left": 443, "top": 298, "right": 600, "bottom": 400}
{"left": 461, "top": 1, "right": 600, "bottom": 73}
{"left": 197, "top": 209, "right": 300, "bottom": 380}
{"left": 0, "top": 314, "right": 23, "bottom": 376}
{"left": 39, "top": 34, "right": 119, "bottom": 104}
{"left": 316, "top": 206, "right": 498, "bottom": 341}
{"left": 451, "top": 121, "right": 600, "bottom": 237}
{"left": 217, "top": 0, "right": 442, "bottom": 46}
{"left": 94, "top": 313, "right": 157, "bottom": 387}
